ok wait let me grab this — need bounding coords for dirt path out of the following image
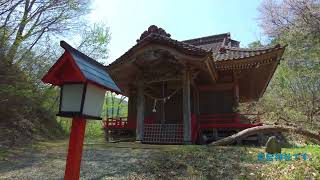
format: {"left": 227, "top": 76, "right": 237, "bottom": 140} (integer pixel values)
{"left": 1, "top": 140, "right": 318, "bottom": 179}
{"left": 0, "top": 140, "right": 262, "bottom": 179}
{"left": 0, "top": 141, "right": 163, "bottom": 180}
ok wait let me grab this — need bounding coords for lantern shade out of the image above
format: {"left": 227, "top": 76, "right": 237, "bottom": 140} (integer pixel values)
{"left": 60, "top": 84, "right": 84, "bottom": 112}
{"left": 82, "top": 83, "right": 105, "bottom": 117}
{"left": 58, "top": 83, "right": 106, "bottom": 120}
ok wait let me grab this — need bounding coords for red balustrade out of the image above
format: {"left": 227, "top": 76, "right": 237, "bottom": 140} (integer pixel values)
{"left": 198, "top": 113, "right": 262, "bottom": 129}
{"left": 103, "top": 116, "right": 157, "bottom": 129}
{"left": 103, "top": 113, "right": 262, "bottom": 143}
{"left": 103, "top": 117, "right": 134, "bottom": 129}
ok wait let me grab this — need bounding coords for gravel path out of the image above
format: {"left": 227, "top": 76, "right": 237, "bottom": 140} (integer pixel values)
{"left": 0, "top": 142, "right": 162, "bottom": 180}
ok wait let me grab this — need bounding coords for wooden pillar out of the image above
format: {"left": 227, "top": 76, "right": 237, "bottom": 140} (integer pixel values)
{"left": 193, "top": 86, "right": 200, "bottom": 116}
{"left": 183, "top": 70, "right": 192, "bottom": 144}
{"left": 233, "top": 71, "right": 240, "bottom": 105}
{"left": 136, "top": 81, "right": 145, "bottom": 141}
{"left": 234, "top": 79, "right": 239, "bottom": 105}
{"left": 234, "top": 74, "right": 240, "bottom": 123}
{"left": 127, "top": 92, "right": 137, "bottom": 128}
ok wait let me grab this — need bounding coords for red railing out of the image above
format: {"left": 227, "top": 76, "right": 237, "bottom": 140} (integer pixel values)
{"left": 103, "top": 113, "right": 262, "bottom": 143}
{"left": 191, "top": 113, "right": 262, "bottom": 143}
{"left": 103, "top": 116, "right": 157, "bottom": 129}
{"left": 198, "top": 113, "right": 262, "bottom": 129}
{"left": 103, "top": 117, "right": 134, "bottom": 129}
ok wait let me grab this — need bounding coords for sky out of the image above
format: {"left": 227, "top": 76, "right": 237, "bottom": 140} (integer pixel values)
{"left": 86, "top": 0, "right": 265, "bottom": 64}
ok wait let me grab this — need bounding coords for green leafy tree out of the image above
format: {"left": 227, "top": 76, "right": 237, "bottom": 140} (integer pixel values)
{"left": 255, "top": 0, "right": 320, "bottom": 130}
{"left": 78, "top": 23, "right": 111, "bottom": 61}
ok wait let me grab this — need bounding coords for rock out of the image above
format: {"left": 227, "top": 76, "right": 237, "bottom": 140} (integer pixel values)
{"left": 265, "top": 136, "right": 281, "bottom": 154}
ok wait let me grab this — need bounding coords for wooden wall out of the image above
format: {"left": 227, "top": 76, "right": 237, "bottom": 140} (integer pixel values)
{"left": 199, "top": 90, "right": 234, "bottom": 115}
{"left": 128, "top": 87, "right": 236, "bottom": 125}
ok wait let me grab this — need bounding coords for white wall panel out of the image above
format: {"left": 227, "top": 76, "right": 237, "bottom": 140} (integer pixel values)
{"left": 83, "top": 84, "right": 105, "bottom": 117}
{"left": 61, "top": 84, "right": 84, "bottom": 112}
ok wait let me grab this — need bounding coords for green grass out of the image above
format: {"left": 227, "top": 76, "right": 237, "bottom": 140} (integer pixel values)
{"left": 57, "top": 117, "right": 105, "bottom": 138}
{"left": 255, "top": 145, "right": 320, "bottom": 180}
{"left": 1, "top": 137, "right": 319, "bottom": 179}
{"left": 0, "top": 139, "right": 67, "bottom": 161}
{"left": 131, "top": 144, "right": 320, "bottom": 179}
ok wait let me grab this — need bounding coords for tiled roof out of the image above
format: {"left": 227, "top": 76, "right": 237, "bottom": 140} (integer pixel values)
{"left": 108, "top": 25, "right": 284, "bottom": 67}
{"left": 183, "top": 33, "right": 230, "bottom": 46}
{"left": 214, "top": 44, "right": 285, "bottom": 62}
{"left": 60, "top": 41, "right": 122, "bottom": 93}
{"left": 183, "top": 33, "right": 240, "bottom": 51}
{"left": 108, "top": 25, "right": 210, "bottom": 67}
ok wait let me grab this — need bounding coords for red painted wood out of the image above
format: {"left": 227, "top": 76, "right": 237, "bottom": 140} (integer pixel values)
{"left": 199, "top": 123, "right": 263, "bottom": 129}
{"left": 42, "top": 52, "right": 85, "bottom": 86}
{"left": 103, "top": 116, "right": 156, "bottom": 129}
{"left": 102, "top": 113, "right": 262, "bottom": 143}
{"left": 191, "top": 114, "right": 198, "bottom": 143}
{"left": 64, "top": 116, "right": 86, "bottom": 180}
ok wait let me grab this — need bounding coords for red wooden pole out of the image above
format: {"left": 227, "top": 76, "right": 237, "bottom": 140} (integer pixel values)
{"left": 64, "top": 116, "right": 86, "bottom": 180}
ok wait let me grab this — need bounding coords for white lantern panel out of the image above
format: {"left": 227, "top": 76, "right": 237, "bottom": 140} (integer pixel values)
{"left": 61, "top": 84, "right": 84, "bottom": 112}
{"left": 83, "top": 84, "right": 105, "bottom": 117}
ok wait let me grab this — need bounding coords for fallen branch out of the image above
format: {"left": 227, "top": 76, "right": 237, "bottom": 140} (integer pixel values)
{"left": 210, "top": 125, "right": 320, "bottom": 146}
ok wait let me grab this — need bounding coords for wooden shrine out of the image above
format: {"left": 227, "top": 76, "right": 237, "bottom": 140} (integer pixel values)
{"left": 103, "top": 25, "right": 285, "bottom": 144}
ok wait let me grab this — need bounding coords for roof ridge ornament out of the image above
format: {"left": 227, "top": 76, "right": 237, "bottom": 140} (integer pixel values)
{"left": 137, "top": 25, "right": 171, "bottom": 42}
{"left": 219, "top": 46, "right": 227, "bottom": 54}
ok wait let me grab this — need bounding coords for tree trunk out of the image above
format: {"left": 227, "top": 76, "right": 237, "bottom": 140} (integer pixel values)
{"left": 210, "top": 125, "right": 320, "bottom": 146}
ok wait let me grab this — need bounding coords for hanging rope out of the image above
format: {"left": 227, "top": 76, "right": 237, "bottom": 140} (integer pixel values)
{"left": 152, "top": 100, "right": 157, "bottom": 112}
{"left": 144, "top": 80, "right": 182, "bottom": 113}
{"left": 144, "top": 87, "right": 181, "bottom": 101}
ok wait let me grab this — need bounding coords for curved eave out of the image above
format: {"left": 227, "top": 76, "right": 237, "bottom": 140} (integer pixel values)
{"left": 216, "top": 45, "right": 286, "bottom": 103}
{"left": 258, "top": 47, "right": 286, "bottom": 99}
{"left": 214, "top": 45, "right": 286, "bottom": 70}
{"left": 107, "top": 33, "right": 210, "bottom": 70}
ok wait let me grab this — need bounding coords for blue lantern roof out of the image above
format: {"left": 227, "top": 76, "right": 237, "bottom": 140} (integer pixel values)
{"left": 60, "top": 41, "right": 122, "bottom": 94}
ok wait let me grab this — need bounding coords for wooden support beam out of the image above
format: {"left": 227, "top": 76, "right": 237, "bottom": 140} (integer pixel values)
{"left": 145, "top": 77, "right": 181, "bottom": 84}
{"left": 136, "top": 81, "right": 145, "bottom": 141}
{"left": 234, "top": 80, "right": 240, "bottom": 105}
{"left": 233, "top": 72, "right": 240, "bottom": 105}
{"left": 205, "top": 57, "right": 218, "bottom": 83}
{"left": 192, "top": 86, "right": 200, "bottom": 116}
{"left": 182, "top": 70, "right": 192, "bottom": 144}
{"left": 127, "top": 92, "right": 137, "bottom": 129}
{"left": 198, "top": 83, "right": 234, "bottom": 91}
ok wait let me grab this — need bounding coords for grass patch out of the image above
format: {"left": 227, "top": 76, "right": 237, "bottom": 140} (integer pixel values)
{"left": 256, "top": 145, "right": 320, "bottom": 179}
{"left": 131, "top": 145, "right": 320, "bottom": 179}
{"left": 0, "top": 139, "right": 67, "bottom": 161}
{"left": 1, "top": 138, "right": 319, "bottom": 179}
{"left": 136, "top": 145, "right": 264, "bottom": 179}
{"left": 57, "top": 117, "right": 105, "bottom": 138}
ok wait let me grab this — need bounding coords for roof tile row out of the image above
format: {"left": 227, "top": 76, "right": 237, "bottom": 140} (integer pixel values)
{"left": 108, "top": 25, "right": 285, "bottom": 68}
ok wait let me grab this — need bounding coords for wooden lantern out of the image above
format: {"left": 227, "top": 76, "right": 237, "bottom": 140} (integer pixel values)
{"left": 42, "top": 41, "right": 121, "bottom": 180}
{"left": 58, "top": 83, "right": 106, "bottom": 119}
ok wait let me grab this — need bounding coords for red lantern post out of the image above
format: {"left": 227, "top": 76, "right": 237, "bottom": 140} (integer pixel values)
{"left": 64, "top": 116, "right": 86, "bottom": 179}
